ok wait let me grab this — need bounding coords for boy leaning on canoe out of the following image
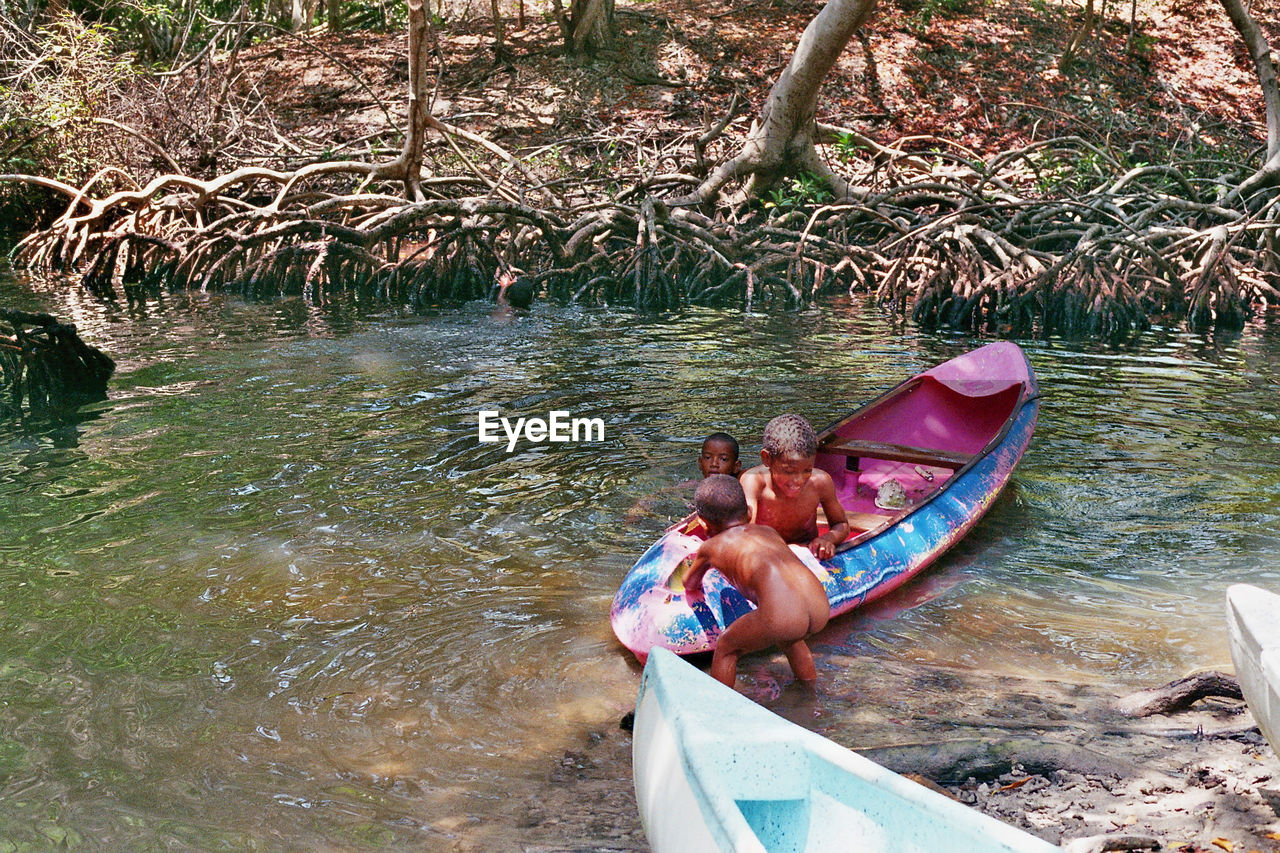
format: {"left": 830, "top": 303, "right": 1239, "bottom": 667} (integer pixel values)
{"left": 740, "top": 414, "right": 850, "bottom": 561}
{"left": 682, "top": 474, "right": 830, "bottom": 688}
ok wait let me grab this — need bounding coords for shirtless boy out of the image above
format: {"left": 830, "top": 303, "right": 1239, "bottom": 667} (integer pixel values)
{"left": 740, "top": 414, "right": 850, "bottom": 560}
{"left": 683, "top": 474, "right": 830, "bottom": 687}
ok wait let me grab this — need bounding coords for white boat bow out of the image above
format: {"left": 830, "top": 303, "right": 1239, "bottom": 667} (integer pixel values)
{"left": 633, "top": 647, "right": 1061, "bottom": 853}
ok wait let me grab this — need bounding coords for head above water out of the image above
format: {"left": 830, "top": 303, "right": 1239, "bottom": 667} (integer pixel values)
{"left": 761, "top": 414, "right": 817, "bottom": 461}
{"left": 499, "top": 275, "right": 537, "bottom": 310}
{"left": 694, "top": 474, "right": 749, "bottom": 531}
{"left": 698, "top": 432, "right": 741, "bottom": 478}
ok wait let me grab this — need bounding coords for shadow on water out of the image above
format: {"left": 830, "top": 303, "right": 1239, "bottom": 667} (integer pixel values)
{"left": 0, "top": 409, "right": 111, "bottom": 499}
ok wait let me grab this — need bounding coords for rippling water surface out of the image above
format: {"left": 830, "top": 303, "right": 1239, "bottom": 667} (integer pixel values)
{"left": 1, "top": 269, "right": 1279, "bottom": 849}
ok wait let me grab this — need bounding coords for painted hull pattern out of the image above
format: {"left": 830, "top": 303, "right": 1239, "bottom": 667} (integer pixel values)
{"left": 612, "top": 343, "right": 1039, "bottom": 661}
{"left": 1226, "top": 584, "right": 1280, "bottom": 753}
{"left": 634, "top": 647, "right": 1061, "bottom": 853}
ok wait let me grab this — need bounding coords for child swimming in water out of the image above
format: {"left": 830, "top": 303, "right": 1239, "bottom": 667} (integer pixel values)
{"left": 697, "top": 431, "right": 741, "bottom": 479}
{"left": 625, "top": 431, "right": 742, "bottom": 523}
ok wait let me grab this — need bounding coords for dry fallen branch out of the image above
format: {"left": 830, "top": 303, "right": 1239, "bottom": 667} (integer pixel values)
{"left": 1114, "top": 671, "right": 1243, "bottom": 718}
{"left": 1061, "top": 833, "right": 1160, "bottom": 853}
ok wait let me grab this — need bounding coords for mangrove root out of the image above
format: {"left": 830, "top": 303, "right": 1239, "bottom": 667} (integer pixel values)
{"left": 5, "top": 134, "right": 1280, "bottom": 330}
{"left": 0, "top": 309, "right": 115, "bottom": 418}
{"left": 1114, "top": 671, "right": 1243, "bottom": 718}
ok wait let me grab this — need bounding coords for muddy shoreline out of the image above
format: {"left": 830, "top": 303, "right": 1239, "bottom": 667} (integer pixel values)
{"left": 472, "top": 655, "right": 1280, "bottom": 853}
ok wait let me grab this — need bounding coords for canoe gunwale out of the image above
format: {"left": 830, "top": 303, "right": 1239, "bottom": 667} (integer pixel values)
{"left": 824, "top": 379, "right": 1037, "bottom": 555}
{"left": 634, "top": 647, "right": 1064, "bottom": 853}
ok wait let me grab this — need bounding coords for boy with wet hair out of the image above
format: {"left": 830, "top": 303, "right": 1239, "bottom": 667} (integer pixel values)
{"left": 683, "top": 474, "right": 830, "bottom": 687}
{"left": 741, "top": 414, "right": 850, "bottom": 560}
{"left": 698, "top": 431, "right": 741, "bottom": 479}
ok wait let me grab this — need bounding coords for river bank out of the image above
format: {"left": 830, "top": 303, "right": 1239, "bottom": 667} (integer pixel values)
{"left": 485, "top": 654, "right": 1280, "bottom": 853}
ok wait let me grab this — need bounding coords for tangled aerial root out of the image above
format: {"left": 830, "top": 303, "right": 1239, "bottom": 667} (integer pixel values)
{"left": 8, "top": 136, "right": 1280, "bottom": 337}
{"left": 862, "top": 137, "right": 1280, "bottom": 338}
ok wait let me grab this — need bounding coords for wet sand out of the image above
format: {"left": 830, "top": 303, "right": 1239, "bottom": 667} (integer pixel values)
{"left": 474, "top": 655, "right": 1280, "bottom": 853}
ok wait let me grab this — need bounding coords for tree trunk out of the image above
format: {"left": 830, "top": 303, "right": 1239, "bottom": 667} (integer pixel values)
{"left": 1059, "top": 0, "right": 1096, "bottom": 73}
{"left": 1219, "top": 0, "right": 1280, "bottom": 159}
{"left": 400, "top": 0, "right": 435, "bottom": 200}
{"left": 1220, "top": 0, "right": 1280, "bottom": 201}
{"left": 568, "top": 0, "right": 614, "bottom": 55}
{"left": 291, "top": 0, "right": 313, "bottom": 31}
{"left": 680, "top": 0, "right": 879, "bottom": 204}
{"left": 490, "top": 0, "right": 509, "bottom": 64}
{"left": 548, "top": 0, "right": 573, "bottom": 52}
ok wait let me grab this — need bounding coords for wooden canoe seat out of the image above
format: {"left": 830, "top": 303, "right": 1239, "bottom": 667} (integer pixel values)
{"left": 846, "top": 511, "right": 893, "bottom": 532}
{"left": 819, "top": 438, "right": 973, "bottom": 470}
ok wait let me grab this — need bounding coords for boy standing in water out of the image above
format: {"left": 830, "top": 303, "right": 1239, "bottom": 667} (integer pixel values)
{"left": 683, "top": 475, "right": 830, "bottom": 687}
{"left": 740, "top": 414, "right": 850, "bottom": 560}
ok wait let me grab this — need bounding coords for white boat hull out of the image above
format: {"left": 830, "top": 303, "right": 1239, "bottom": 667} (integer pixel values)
{"left": 1226, "top": 583, "right": 1280, "bottom": 752}
{"left": 632, "top": 647, "right": 1061, "bottom": 853}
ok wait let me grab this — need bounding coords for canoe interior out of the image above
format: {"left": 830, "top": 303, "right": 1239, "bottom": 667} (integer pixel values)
{"left": 678, "top": 377, "right": 1026, "bottom": 542}
{"left": 816, "top": 377, "right": 1023, "bottom": 529}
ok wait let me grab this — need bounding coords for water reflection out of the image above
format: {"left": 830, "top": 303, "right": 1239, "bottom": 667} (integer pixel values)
{"left": 1, "top": 270, "right": 1280, "bottom": 846}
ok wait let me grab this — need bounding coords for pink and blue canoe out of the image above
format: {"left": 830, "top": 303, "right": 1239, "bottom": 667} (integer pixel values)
{"left": 611, "top": 341, "right": 1040, "bottom": 662}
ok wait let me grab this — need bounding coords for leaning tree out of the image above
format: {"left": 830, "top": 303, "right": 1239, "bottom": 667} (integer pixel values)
{"left": 1220, "top": 0, "right": 1280, "bottom": 199}
{"left": 678, "top": 0, "right": 879, "bottom": 204}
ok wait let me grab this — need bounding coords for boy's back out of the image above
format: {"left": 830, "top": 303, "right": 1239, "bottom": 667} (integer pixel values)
{"left": 686, "top": 474, "right": 830, "bottom": 686}
{"left": 696, "top": 523, "right": 828, "bottom": 620}
{"left": 686, "top": 520, "right": 829, "bottom": 686}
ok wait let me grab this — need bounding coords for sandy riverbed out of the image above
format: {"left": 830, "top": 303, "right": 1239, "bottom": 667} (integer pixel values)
{"left": 458, "top": 653, "right": 1280, "bottom": 853}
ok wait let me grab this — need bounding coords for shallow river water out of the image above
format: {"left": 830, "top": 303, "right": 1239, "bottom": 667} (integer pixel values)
{"left": 1, "top": 269, "right": 1279, "bottom": 850}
